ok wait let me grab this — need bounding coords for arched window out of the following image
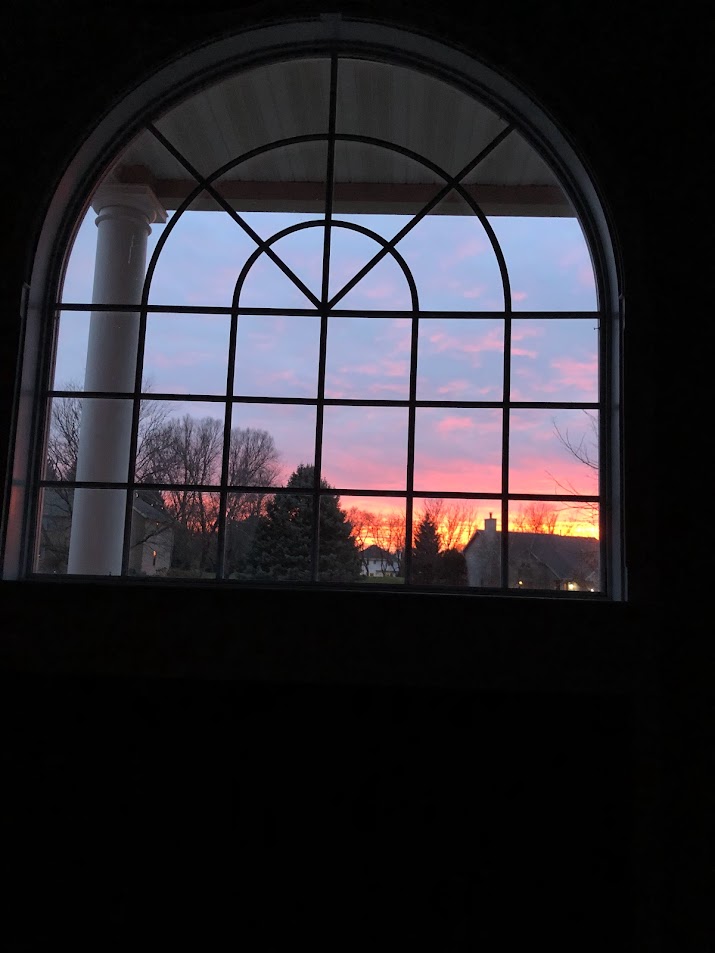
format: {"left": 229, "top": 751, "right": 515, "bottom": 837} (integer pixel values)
{"left": 3, "top": 17, "right": 623, "bottom": 596}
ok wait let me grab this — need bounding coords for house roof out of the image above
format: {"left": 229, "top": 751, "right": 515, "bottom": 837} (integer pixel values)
{"left": 132, "top": 497, "right": 174, "bottom": 525}
{"left": 465, "top": 529, "right": 598, "bottom": 583}
{"left": 362, "top": 544, "right": 391, "bottom": 559}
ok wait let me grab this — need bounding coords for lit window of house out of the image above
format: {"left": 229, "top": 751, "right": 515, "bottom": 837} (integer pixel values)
{"left": 3, "top": 19, "right": 624, "bottom": 596}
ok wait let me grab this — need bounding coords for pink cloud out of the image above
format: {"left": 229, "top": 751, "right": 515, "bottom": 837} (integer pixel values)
{"left": 512, "top": 290, "right": 528, "bottom": 302}
{"left": 463, "top": 285, "right": 486, "bottom": 299}
{"left": 427, "top": 326, "right": 503, "bottom": 357}
{"left": 577, "top": 265, "right": 595, "bottom": 289}
{"left": 550, "top": 357, "right": 597, "bottom": 393}
{"left": 321, "top": 443, "right": 407, "bottom": 491}
{"left": 367, "top": 382, "right": 408, "bottom": 395}
{"left": 439, "top": 236, "right": 487, "bottom": 268}
{"left": 557, "top": 246, "right": 596, "bottom": 292}
{"left": 340, "top": 362, "right": 379, "bottom": 376}
{"left": 558, "top": 247, "right": 587, "bottom": 268}
{"left": 436, "top": 415, "right": 475, "bottom": 434}
{"left": 382, "top": 359, "right": 409, "bottom": 377}
{"left": 364, "top": 282, "right": 398, "bottom": 300}
{"left": 509, "top": 456, "right": 599, "bottom": 496}
{"left": 511, "top": 325, "right": 543, "bottom": 342}
{"left": 266, "top": 369, "right": 299, "bottom": 383}
{"left": 149, "top": 352, "right": 216, "bottom": 369}
{"left": 436, "top": 379, "right": 471, "bottom": 396}
{"left": 414, "top": 457, "right": 502, "bottom": 493}
{"left": 512, "top": 346, "right": 538, "bottom": 358}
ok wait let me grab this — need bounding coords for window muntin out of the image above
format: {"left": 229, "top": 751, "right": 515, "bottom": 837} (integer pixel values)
{"left": 27, "top": 42, "right": 615, "bottom": 594}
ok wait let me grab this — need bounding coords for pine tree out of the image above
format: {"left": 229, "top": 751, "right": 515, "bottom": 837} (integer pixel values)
{"left": 412, "top": 512, "right": 442, "bottom": 584}
{"left": 437, "top": 548, "right": 468, "bottom": 586}
{"left": 244, "top": 464, "right": 361, "bottom": 582}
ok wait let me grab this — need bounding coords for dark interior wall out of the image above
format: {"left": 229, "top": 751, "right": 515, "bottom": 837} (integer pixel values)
{"left": 0, "top": 2, "right": 702, "bottom": 949}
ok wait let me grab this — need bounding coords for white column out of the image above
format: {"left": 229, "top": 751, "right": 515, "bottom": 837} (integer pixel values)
{"left": 67, "top": 183, "right": 166, "bottom": 575}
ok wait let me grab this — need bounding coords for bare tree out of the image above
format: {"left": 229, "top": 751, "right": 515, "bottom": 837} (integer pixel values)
{"left": 346, "top": 507, "right": 374, "bottom": 574}
{"left": 554, "top": 410, "right": 598, "bottom": 474}
{"left": 226, "top": 427, "right": 282, "bottom": 523}
{"left": 46, "top": 381, "right": 172, "bottom": 485}
{"left": 41, "top": 389, "right": 281, "bottom": 574}
{"left": 550, "top": 409, "right": 599, "bottom": 529}
{"left": 347, "top": 507, "right": 406, "bottom": 576}
{"left": 511, "top": 501, "right": 566, "bottom": 535}
{"left": 40, "top": 382, "right": 172, "bottom": 569}
{"left": 153, "top": 416, "right": 281, "bottom": 573}
{"left": 375, "top": 512, "right": 405, "bottom": 575}
{"left": 418, "top": 499, "right": 478, "bottom": 550}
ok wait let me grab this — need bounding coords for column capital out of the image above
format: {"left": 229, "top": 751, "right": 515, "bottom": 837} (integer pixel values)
{"left": 91, "top": 182, "right": 167, "bottom": 224}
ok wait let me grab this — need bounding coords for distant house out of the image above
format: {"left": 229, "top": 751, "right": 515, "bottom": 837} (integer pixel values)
{"left": 37, "top": 489, "right": 174, "bottom": 575}
{"left": 360, "top": 544, "right": 399, "bottom": 577}
{"left": 128, "top": 496, "right": 174, "bottom": 575}
{"left": 463, "top": 516, "right": 599, "bottom": 591}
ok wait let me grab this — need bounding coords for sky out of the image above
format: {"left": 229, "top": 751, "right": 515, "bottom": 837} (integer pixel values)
{"left": 55, "top": 206, "right": 600, "bottom": 539}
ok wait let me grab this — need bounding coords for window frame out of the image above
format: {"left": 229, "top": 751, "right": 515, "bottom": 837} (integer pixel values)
{"left": 1, "top": 16, "right": 624, "bottom": 598}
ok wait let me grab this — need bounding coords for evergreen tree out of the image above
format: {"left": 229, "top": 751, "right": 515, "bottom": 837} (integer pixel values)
{"left": 244, "top": 464, "right": 361, "bottom": 582}
{"left": 437, "top": 547, "right": 468, "bottom": 586}
{"left": 412, "top": 512, "right": 442, "bottom": 584}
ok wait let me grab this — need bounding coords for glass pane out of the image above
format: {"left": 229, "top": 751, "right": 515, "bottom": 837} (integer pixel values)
{"left": 52, "top": 312, "right": 89, "bottom": 390}
{"left": 44, "top": 397, "right": 81, "bottom": 481}
{"left": 417, "top": 318, "right": 503, "bottom": 400}
{"left": 510, "top": 318, "right": 598, "bottom": 402}
{"left": 411, "top": 498, "right": 496, "bottom": 587}
{"left": 509, "top": 409, "right": 599, "bottom": 497}
{"left": 509, "top": 499, "right": 599, "bottom": 540}
{"left": 413, "top": 408, "right": 502, "bottom": 494}
{"left": 461, "top": 504, "right": 503, "bottom": 588}
{"left": 133, "top": 490, "right": 220, "bottom": 579}
{"left": 155, "top": 58, "right": 331, "bottom": 178}
{"left": 508, "top": 500, "right": 600, "bottom": 591}
{"left": 224, "top": 491, "right": 272, "bottom": 578}
{"left": 35, "top": 486, "right": 74, "bottom": 573}
{"left": 393, "top": 192, "right": 506, "bottom": 311}
{"left": 60, "top": 210, "right": 99, "bottom": 304}
{"left": 135, "top": 400, "right": 225, "bottom": 484}
{"left": 237, "top": 251, "right": 320, "bottom": 309}
{"left": 335, "top": 495, "right": 406, "bottom": 583}
{"left": 53, "top": 310, "right": 142, "bottom": 394}
{"left": 321, "top": 406, "right": 408, "bottom": 490}
{"left": 330, "top": 245, "right": 414, "bottom": 311}
{"left": 128, "top": 491, "right": 178, "bottom": 577}
{"left": 148, "top": 197, "right": 257, "bottom": 307}
{"left": 327, "top": 218, "right": 409, "bottom": 302}
{"left": 316, "top": 492, "right": 364, "bottom": 584}
{"left": 44, "top": 397, "right": 134, "bottom": 483}
{"left": 489, "top": 217, "right": 597, "bottom": 311}
{"left": 325, "top": 318, "right": 411, "bottom": 399}
{"left": 231, "top": 403, "right": 316, "bottom": 487}
{"left": 143, "top": 313, "right": 230, "bottom": 396}
{"left": 234, "top": 315, "right": 320, "bottom": 398}
{"left": 226, "top": 492, "right": 314, "bottom": 582}
{"left": 336, "top": 58, "right": 506, "bottom": 176}
{"left": 35, "top": 487, "right": 130, "bottom": 576}
{"left": 257, "top": 224, "right": 326, "bottom": 302}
